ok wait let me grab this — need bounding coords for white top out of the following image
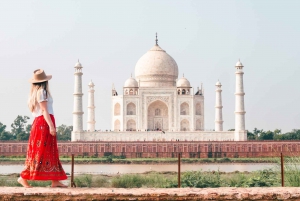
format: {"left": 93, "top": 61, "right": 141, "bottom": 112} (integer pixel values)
{"left": 32, "top": 89, "right": 54, "bottom": 117}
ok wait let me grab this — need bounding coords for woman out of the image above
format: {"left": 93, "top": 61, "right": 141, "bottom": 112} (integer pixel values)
{"left": 18, "top": 69, "right": 67, "bottom": 188}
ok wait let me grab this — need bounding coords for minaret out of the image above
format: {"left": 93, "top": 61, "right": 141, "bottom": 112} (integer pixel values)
{"left": 87, "top": 80, "right": 96, "bottom": 132}
{"left": 215, "top": 80, "right": 223, "bottom": 131}
{"left": 72, "top": 60, "right": 84, "bottom": 141}
{"left": 112, "top": 83, "right": 117, "bottom": 96}
{"left": 234, "top": 60, "right": 246, "bottom": 140}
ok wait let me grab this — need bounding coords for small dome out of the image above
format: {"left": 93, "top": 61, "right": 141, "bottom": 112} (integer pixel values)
{"left": 215, "top": 80, "right": 222, "bottom": 86}
{"left": 177, "top": 76, "right": 191, "bottom": 88}
{"left": 88, "top": 80, "right": 94, "bottom": 86}
{"left": 235, "top": 60, "right": 243, "bottom": 67}
{"left": 75, "top": 60, "right": 82, "bottom": 68}
{"left": 124, "top": 77, "right": 138, "bottom": 88}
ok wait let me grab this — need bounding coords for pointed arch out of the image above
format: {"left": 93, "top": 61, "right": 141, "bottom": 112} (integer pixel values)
{"left": 180, "top": 119, "right": 190, "bottom": 131}
{"left": 114, "top": 103, "right": 121, "bottom": 116}
{"left": 147, "top": 100, "right": 168, "bottom": 131}
{"left": 114, "top": 119, "right": 120, "bottom": 131}
{"left": 127, "top": 102, "right": 136, "bottom": 115}
{"left": 180, "top": 102, "right": 189, "bottom": 115}
{"left": 127, "top": 119, "right": 136, "bottom": 131}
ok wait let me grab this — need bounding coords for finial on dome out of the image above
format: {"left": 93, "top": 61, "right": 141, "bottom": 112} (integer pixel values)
{"left": 183, "top": 73, "right": 184, "bottom": 77}
{"left": 131, "top": 73, "right": 132, "bottom": 78}
{"left": 155, "top": 32, "right": 158, "bottom": 45}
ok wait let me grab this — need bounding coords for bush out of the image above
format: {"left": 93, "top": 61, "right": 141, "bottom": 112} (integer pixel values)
{"left": 168, "top": 170, "right": 221, "bottom": 188}
{"left": 218, "top": 157, "right": 231, "bottom": 163}
{"left": 74, "top": 174, "right": 93, "bottom": 187}
{"left": 111, "top": 173, "right": 171, "bottom": 188}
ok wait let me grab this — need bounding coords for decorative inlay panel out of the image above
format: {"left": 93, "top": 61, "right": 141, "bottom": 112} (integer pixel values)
{"left": 146, "top": 96, "right": 169, "bottom": 105}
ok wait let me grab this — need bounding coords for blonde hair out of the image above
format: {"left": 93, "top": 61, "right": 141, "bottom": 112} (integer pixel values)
{"left": 28, "top": 81, "right": 51, "bottom": 112}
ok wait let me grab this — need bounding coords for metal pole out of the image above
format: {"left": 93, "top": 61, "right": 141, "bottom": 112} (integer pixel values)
{"left": 71, "top": 154, "right": 76, "bottom": 187}
{"left": 178, "top": 153, "right": 181, "bottom": 188}
{"left": 281, "top": 152, "right": 284, "bottom": 187}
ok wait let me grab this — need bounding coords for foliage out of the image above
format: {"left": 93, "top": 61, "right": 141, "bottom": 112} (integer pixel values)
{"left": 170, "top": 170, "right": 221, "bottom": 188}
{"left": 111, "top": 173, "right": 171, "bottom": 188}
{"left": 243, "top": 169, "right": 279, "bottom": 187}
{"left": 274, "top": 154, "right": 300, "bottom": 187}
{"left": 0, "top": 122, "right": 12, "bottom": 141}
{"left": 56, "top": 124, "right": 72, "bottom": 141}
{"left": 247, "top": 128, "right": 285, "bottom": 140}
{"left": 275, "top": 129, "right": 300, "bottom": 140}
{"left": 10, "top": 115, "right": 31, "bottom": 141}
{"left": 74, "top": 174, "right": 93, "bottom": 187}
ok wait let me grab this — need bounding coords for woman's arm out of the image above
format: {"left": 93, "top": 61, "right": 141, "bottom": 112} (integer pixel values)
{"left": 39, "top": 101, "right": 56, "bottom": 136}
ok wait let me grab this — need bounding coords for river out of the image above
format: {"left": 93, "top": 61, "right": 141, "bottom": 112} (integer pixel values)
{"left": 0, "top": 163, "right": 276, "bottom": 175}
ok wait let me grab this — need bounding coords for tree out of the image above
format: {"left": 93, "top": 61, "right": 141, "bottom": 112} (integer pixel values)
{"left": 11, "top": 115, "right": 31, "bottom": 141}
{"left": 258, "top": 130, "right": 274, "bottom": 140}
{"left": 247, "top": 130, "right": 256, "bottom": 140}
{"left": 0, "top": 122, "right": 12, "bottom": 141}
{"left": 56, "top": 124, "right": 72, "bottom": 141}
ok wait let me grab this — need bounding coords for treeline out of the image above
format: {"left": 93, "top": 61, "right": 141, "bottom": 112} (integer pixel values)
{"left": 247, "top": 128, "right": 300, "bottom": 140}
{"left": 0, "top": 115, "right": 72, "bottom": 141}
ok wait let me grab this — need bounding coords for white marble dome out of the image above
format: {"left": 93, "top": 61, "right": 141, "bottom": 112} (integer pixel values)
{"left": 75, "top": 60, "right": 82, "bottom": 68}
{"left": 124, "top": 77, "right": 138, "bottom": 88}
{"left": 177, "top": 76, "right": 191, "bottom": 88}
{"left": 235, "top": 60, "right": 243, "bottom": 67}
{"left": 215, "top": 80, "right": 221, "bottom": 86}
{"left": 89, "top": 80, "right": 95, "bottom": 86}
{"left": 135, "top": 44, "right": 178, "bottom": 87}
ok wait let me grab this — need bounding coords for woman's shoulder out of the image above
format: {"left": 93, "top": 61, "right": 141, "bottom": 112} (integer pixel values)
{"left": 37, "top": 88, "right": 51, "bottom": 102}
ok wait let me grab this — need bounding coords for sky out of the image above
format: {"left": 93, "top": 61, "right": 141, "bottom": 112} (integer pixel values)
{"left": 0, "top": 0, "right": 299, "bottom": 133}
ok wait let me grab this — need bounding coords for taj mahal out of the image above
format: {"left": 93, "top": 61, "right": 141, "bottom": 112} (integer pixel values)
{"left": 71, "top": 35, "right": 247, "bottom": 142}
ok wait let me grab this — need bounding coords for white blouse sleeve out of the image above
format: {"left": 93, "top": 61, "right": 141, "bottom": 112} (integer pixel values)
{"left": 38, "top": 90, "right": 48, "bottom": 103}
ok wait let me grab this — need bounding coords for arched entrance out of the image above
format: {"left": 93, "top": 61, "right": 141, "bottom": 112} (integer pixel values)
{"left": 147, "top": 100, "right": 168, "bottom": 131}
{"left": 180, "top": 119, "right": 190, "bottom": 131}
{"left": 127, "top": 119, "right": 136, "bottom": 131}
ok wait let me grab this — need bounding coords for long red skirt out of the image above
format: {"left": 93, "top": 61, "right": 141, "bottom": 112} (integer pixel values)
{"left": 20, "top": 115, "right": 67, "bottom": 180}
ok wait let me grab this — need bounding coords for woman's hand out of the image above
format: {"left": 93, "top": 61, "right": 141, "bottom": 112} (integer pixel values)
{"left": 50, "top": 126, "right": 56, "bottom": 136}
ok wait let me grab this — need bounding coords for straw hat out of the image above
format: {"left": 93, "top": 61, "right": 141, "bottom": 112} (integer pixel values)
{"left": 29, "top": 69, "right": 52, "bottom": 83}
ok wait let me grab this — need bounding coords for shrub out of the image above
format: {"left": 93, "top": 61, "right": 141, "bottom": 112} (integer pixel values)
{"left": 168, "top": 170, "right": 221, "bottom": 188}
{"left": 74, "top": 174, "right": 93, "bottom": 188}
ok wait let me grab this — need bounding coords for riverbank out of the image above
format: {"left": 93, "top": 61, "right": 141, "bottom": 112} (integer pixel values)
{"left": 0, "top": 156, "right": 277, "bottom": 165}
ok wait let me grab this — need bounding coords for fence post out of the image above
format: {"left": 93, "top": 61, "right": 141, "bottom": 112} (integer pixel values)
{"left": 71, "top": 154, "right": 76, "bottom": 187}
{"left": 281, "top": 152, "right": 284, "bottom": 187}
{"left": 178, "top": 153, "right": 181, "bottom": 188}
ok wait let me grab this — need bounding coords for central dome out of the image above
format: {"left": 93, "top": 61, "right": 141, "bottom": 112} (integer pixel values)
{"left": 135, "top": 44, "right": 178, "bottom": 87}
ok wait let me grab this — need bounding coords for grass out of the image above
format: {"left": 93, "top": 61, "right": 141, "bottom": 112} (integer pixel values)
{"left": 0, "top": 169, "right": 283, "bottom": 188}
{"left": 272, "top": 154, "right": 300, "bottom": 187}
{"left": 0, "top": 156, "right": 277, "bottom": 165}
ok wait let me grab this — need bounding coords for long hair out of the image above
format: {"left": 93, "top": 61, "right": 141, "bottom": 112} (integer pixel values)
{"left": 28, "top": 81, "right": 51, "bottom": 112}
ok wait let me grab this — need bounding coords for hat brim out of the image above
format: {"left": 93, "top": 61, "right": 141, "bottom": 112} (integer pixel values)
{"left": 29, "top": 75, "right": 52, "bottom": 83}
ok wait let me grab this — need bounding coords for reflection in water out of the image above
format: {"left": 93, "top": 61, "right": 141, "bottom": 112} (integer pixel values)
{"left": 0, "top": 163, "right": 275, "bottom": 175}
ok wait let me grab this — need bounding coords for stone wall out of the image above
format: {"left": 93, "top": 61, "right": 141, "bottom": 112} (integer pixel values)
{"left": 1, "top": 187, "right": 300, "bottom": 200}
{"left": 0, "top": 140, "right": 299, "bottom": 158}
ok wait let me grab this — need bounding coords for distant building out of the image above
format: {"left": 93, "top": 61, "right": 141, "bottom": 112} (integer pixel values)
{"left": 72, "top": 35, "right": 246, "bottom": 141}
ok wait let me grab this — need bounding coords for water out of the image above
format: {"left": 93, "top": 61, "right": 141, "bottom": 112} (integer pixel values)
{"left": 0, "top": 163, "right": 275, "bottom": 175}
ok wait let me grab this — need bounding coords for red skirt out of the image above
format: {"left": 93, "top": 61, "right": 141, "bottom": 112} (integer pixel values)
{"left": 20, "top": 115, "right": 67, "bottom": 180}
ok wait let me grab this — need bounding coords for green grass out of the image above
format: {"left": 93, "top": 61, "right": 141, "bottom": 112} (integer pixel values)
{"left": 0, "top": 156, "right": 277, "bottom": 164}
{"left": 0, "top": 168, "right": 292, "bottom": 188}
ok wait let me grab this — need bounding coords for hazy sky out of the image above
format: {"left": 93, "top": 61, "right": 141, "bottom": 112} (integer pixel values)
{"left": 0, "top": 0, "right": 299, "bottom": 132}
